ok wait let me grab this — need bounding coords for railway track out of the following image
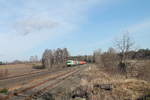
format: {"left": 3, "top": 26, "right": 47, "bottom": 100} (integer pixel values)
{"left": 24, "top": 68, "right": 81, "bottom": 100}
{"left": 2, "top": 66, "right": 82, "bottom": 100}
{"left": 0, "top": 70, "right": 48, "bottom": 81}
{"left": 0, "top": 70, "right": 50, "bottom": 88}
{"left": 0, "top": 67, "right": 75, "bottom": 88}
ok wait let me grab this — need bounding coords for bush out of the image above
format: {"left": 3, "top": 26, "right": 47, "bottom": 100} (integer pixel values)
{"left": 0, "top": 88, "right": 8, "bottom": 94}
{"left": 101, "top": 52, "right": 119, "bottom": 68}
{"left": 32, "top": 64, "right": 45, "bottom": 69}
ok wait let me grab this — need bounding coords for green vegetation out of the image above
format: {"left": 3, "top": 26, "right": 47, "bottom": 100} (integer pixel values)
{"left": 0, "top": 88, "right": 8, "bottom": 94}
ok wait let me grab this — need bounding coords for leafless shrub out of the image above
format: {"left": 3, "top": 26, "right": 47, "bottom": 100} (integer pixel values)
{"left": 32, "top": 64, "right": 45, "bottom": 69}
{"left": 101, "top": 48, "right": 119, "bottom": 68}
{"left": 93, "top": 48, "right": 120, "bottom": 75}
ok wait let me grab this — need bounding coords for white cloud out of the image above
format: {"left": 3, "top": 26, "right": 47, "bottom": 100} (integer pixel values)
{"left": 0, "top": 0, "right": 110, "bottom": 61}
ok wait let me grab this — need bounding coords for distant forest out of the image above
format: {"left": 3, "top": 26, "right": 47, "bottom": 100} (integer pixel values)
{"left": 127, "top": 49, "right": 150, "bottom": 59}
{"left": 0, "top": 48, "right": 150, "bottom": 65}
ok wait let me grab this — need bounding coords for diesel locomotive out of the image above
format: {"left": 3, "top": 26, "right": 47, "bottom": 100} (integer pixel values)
{"left": 66, "top": 60, "right": 86, "bottom": 67}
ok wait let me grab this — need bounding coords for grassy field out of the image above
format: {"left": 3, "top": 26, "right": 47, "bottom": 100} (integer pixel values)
{"left": 0, "top": 63, "right": 43, "bottom": 77}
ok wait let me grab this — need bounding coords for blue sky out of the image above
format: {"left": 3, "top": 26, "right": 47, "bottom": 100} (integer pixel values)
{"left": 0, "top": 0, "right": 150, "bottom": 61}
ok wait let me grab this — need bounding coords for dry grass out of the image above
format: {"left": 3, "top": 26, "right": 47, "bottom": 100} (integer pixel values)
{"left": 29, "top": 63, "right": 150, "bottom": 100}
{"left": 76, "top": 64, "right": 150, "bottom": 100}
{"left": 0, "top": 63, "right": 42, "bottom": 77}
{"left": 136, "top": 60, "right": 150, "bottom": 81}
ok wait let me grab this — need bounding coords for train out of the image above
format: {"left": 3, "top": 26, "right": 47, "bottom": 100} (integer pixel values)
{"left": 66, "top": 60, "right": 86, "bottom": 67}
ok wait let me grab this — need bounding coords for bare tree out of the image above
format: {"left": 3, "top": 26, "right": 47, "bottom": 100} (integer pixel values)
{"left": 115, "top": 33, "right": 134, "bottom": 75}
{"left": 93, "top": 49, "right": 103, "bottom": 65}
{"left": 62, "top": 48, "right": 69, "bottom": 62}
{"left": 107, "top": 47, "right": 116, "bottom": 54}
{"left": 30, "top": 55, "right": 38, "bottom": 63}
{"left": 42, "top": 49, "right": 53, "bottom": 69}
{"left": 42, "top": 48, "right": 69, "bottom": 70}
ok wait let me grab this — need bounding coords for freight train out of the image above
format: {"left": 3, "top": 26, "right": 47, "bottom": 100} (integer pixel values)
{"left": 66, "top": 60, "right": 86, "bottom": 67}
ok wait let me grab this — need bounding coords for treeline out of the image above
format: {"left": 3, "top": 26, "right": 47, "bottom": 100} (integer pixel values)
{"left": 93, "top": 48, "right": 150, "bottom": 64}
{"left": 41, "top": 47, "right": 150, "bottom": 71}
{"left": 0, "top": 61, "right": 6, "bottom": 65}
{"left": 93, "top": 48, "right": 150, "bottom": 67}
{"left": 128, "top": 49, "right": 150, "bottom": 59}
{"left": 42, "top": 48, "right": 69, "bottom": 69}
